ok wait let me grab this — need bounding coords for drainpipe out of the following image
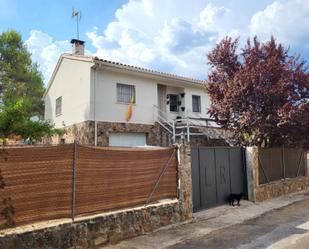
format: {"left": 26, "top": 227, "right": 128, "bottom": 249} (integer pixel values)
{"left": 186, "top": 118, "right": 190, "bottom": 143}
{"left": 93, "top": 65, "right": 98, "bottom": 146}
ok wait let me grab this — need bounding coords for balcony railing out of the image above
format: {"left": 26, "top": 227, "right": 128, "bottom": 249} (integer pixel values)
{"left": 153, "top": 105, "right": 230, "bottom": 144}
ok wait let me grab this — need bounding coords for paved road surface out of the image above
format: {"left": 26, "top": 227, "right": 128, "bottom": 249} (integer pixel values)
{"left": 170, "top": 198, "right": 309, "bottom": 249}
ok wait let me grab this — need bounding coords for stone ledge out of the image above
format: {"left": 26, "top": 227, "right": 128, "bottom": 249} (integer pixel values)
{"left": 254, "top": 177, "right": 309, "bottom": 202}
{"left": 0, "top": 199, "right": 178, "bottom": 237}
{"left": 0, "top": 199, "right": 182, "bottom": 249}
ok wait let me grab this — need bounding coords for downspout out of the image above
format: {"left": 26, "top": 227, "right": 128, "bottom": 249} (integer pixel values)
{"left": 93, "top": 65, "right": 98, "bottom": 146}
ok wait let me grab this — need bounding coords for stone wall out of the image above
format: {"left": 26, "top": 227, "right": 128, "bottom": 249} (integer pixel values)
{"left": 96, "top": 121, "right": 175, "bottom": 147}
{"left": 48, "top": 120, "right": 229, "bottom": 148}
{"left": 97, "top": 122, "right": 156, "bottom": 146}
{"left": 246, "top": 147, "right": 309, "bottom": 202}
{"left": 48, "top": 121, "right": 173, "bottom": 147}
{"left": 0, "top": 201, "right": 180, "bottom": 249}
{"left": 177, "top": 145, "right": 193, "bottom": 220}
{"left": 0, "top": 146, "right": 193, "bottom": 248}
{"left": 47, "top": 121, "right": 95, "bottom": 145}
{"left": 254, "top": 177, "right": 309, "bottom": 202}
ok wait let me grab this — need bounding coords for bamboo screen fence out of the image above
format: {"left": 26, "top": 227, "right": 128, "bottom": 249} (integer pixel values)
{"left": 75, "top": 145, "right": 177, "bottom": 216}
{"left": 258, "top": 147, "right": 307, "bottom": 184}
{"left": 0, "top": 144, "right": 177, "bottom": 229}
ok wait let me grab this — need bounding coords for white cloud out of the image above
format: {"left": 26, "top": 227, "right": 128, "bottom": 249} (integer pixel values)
{"left": 158, "top": 18, "right": 216, "bottom": 54}
{"left": 250, "top": 0, "right": 309, "bottom": 46}
{"left": 24, "top": 0, "right": 309, "bottom": 83}
{"left": 86, "top": 1, "right": 228, "bottom": 79}
{"left": 25, "top": 30, "right": 71, "bottom": 83}
{"left": 198, "top": 3, "right": 230, "bottom": 30}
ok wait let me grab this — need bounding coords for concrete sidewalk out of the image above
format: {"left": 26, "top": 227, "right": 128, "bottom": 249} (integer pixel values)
{"left": 105, "top": 189, "right": 309, "bottom": 249}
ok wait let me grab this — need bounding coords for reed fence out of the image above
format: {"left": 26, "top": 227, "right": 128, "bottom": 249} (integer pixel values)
{"left": 0, "top": 144, "right": 178, "bottom": 229}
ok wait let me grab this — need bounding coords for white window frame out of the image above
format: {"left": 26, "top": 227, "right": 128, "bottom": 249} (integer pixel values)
{"left": 55, "top": 96, "right": 62, "bottom": 116}
{"left": 192, "top": 95, "right": 201, "bottom": 113}
{"left": 116, "top": 83, "right": 136, "bottom": 104}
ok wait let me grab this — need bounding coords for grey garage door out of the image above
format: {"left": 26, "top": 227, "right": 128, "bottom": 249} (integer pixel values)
{"left": 191, "top": 147, "right": 247, "bottom": 212}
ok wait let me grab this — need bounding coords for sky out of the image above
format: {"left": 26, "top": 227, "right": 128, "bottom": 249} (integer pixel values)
{"left": 0, "top": 0, "right": 309, "bottom": 84}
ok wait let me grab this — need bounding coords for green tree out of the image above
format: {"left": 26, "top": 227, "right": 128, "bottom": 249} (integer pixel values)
{"left": 0, "top": 99, "right": 65, "bottom": 145}
{"left": 0, "top": 30, "right": 65, "bottom": 144}
{"left": 0, "top": 30, "right": 45, "bottom": 116}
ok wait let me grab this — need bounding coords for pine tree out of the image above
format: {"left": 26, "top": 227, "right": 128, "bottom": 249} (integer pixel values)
{"left": 0, "top": 30, "right": 45, "bottom": 116}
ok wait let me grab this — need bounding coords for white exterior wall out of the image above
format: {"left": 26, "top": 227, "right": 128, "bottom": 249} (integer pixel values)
{"left": 184, "top": 86, "right": 211, "bottom": 119}
{"left": 92, "top": 69, "right": 158, "bottom": 124}
{"left": 44, "top": 57, "right": 94, "bottom": 127}
{"left": 45, "top": 56, "right": 211, "bottom": 128}
{"left": 164, "top": 85, "right": 210, "bottom": 120}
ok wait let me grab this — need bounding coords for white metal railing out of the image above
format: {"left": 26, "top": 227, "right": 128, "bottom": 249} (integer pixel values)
{"left": 153, "top": 105, "right": 173, "bottom": 134}
{"left": 185, "top": 109, "right": 219, "bottom": 128}
{"left": 153, "top": 106, "right": 230, "bottom": 144}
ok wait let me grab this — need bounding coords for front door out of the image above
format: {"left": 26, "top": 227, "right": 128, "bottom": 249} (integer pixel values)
{"left": 157, "top": 84, "right": 167, "bottom": 114}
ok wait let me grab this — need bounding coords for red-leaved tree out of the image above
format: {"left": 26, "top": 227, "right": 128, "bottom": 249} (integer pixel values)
{"left": 206, "top": 36, "right": 309, "bottom": 147}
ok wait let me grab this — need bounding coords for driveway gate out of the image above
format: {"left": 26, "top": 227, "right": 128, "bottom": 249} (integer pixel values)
{"left": 191, "top": 147, "right": 247, "bottom": 212}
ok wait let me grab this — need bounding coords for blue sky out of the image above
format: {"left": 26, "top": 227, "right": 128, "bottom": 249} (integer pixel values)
{"left": 1, "top": 0, "right": 308, "bottom": 83}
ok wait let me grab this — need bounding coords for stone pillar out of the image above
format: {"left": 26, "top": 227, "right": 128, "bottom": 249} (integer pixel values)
{"left": 177, "top": 144, "right": 193, "bottom": 220}
{"left": 306, "top": 152, "right": 309, "bottom": 176}
{"left": 245, "top": 147, "right": 259, "bottom": 202}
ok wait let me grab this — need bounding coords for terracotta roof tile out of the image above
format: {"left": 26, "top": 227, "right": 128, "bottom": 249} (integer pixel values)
{"left": 93, "top": 56, "right": 205, "bottom": 85}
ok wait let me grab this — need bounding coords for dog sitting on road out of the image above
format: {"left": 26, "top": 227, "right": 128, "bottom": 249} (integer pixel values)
{"left": 227, "top": 193, "right": 243, "bottom": 206}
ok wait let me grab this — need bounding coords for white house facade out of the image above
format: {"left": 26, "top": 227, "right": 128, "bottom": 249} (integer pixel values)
{"left": 44, "top": 39, "right": 223, "bottom": 147}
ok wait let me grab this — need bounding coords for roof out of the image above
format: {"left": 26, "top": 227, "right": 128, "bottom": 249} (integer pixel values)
{"left": 93, "top": 56, "right": 205, "bottom": 85}
{"left": 43, "top": 53, "right": 205, "bottom": 98}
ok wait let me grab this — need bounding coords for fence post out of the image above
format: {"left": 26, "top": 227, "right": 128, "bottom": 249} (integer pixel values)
{"left": 258, "top": 152, "right": 270, "bottom": 184}
{"left": 172, "top": 120, "right": 176, "bottom": 144}
{"left": 282, "top": 147, "right": 286, "bottom": 180}
{"left": 175, "top": 145, "right": 180, "bottom": 199}
{"left": 296, "top": 150, "right": 304, "bottom": 177}
{"left": 72, "top": 141, "right": 77, "bottom": 222}
{"left": 186, "top": 118, "right": 190, "bottom": 143}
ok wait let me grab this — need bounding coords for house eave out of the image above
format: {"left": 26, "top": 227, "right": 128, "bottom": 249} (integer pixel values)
{"left": 93, "top": 59, "right": 205, "bottom": 88}
{"left": 43, "top": 53, "right": 206, "bottom": 100}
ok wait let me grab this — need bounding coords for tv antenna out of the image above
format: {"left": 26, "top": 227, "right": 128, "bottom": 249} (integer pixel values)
{"left": 72, "top": 8, "right": 82, "bottom": 40}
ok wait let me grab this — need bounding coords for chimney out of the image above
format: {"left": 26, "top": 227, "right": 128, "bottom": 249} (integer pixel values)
{"left": 70, "top": 39, "right": 85, "bottom": 56}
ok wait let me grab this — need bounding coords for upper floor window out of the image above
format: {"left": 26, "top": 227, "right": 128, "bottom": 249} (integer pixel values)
{"left": 192, "top": 95, "right": 201, "bottom": 113}
{"left": 55, "top": 96, "right": 62, "bottom": 116}
{"left": 169, "top": 94, "right": 179, "bottom": 112}
{"left": 117, "top": 83, "right": 136, "bottom": 104}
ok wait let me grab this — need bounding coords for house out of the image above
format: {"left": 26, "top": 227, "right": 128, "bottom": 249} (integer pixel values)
{"left": 44, "top": 39, "right": 225, "bottom": 147}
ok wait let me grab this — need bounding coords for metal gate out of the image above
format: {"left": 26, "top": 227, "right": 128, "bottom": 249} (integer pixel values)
{"left": 191, "top": 147, "right": 247, "bottom": 212}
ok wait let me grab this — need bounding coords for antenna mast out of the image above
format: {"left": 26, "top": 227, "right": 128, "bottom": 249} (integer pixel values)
{"left": 72, "top": 8, "right": 82, "bottom": 40}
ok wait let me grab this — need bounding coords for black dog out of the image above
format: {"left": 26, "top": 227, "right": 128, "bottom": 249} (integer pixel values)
{"left": 227, "top": 193, "right": 243, "bottom": 206}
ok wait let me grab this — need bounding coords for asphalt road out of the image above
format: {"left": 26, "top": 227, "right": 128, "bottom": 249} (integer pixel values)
{"left": 169, "top": 198, "right": 309, "bottom": 249}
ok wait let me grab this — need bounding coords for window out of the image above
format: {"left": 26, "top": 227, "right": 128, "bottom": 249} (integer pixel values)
{"left": 169, "top": 94, "right": 179, "bottom": 112}
{"left": 117, "top": 83, "right": 136, "bottom": 104}
{"left": 192, "top": 95, "right": 201, "bottom": 113}
{"left": 55, "top": 96, "right": 62, "bottom": 116}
